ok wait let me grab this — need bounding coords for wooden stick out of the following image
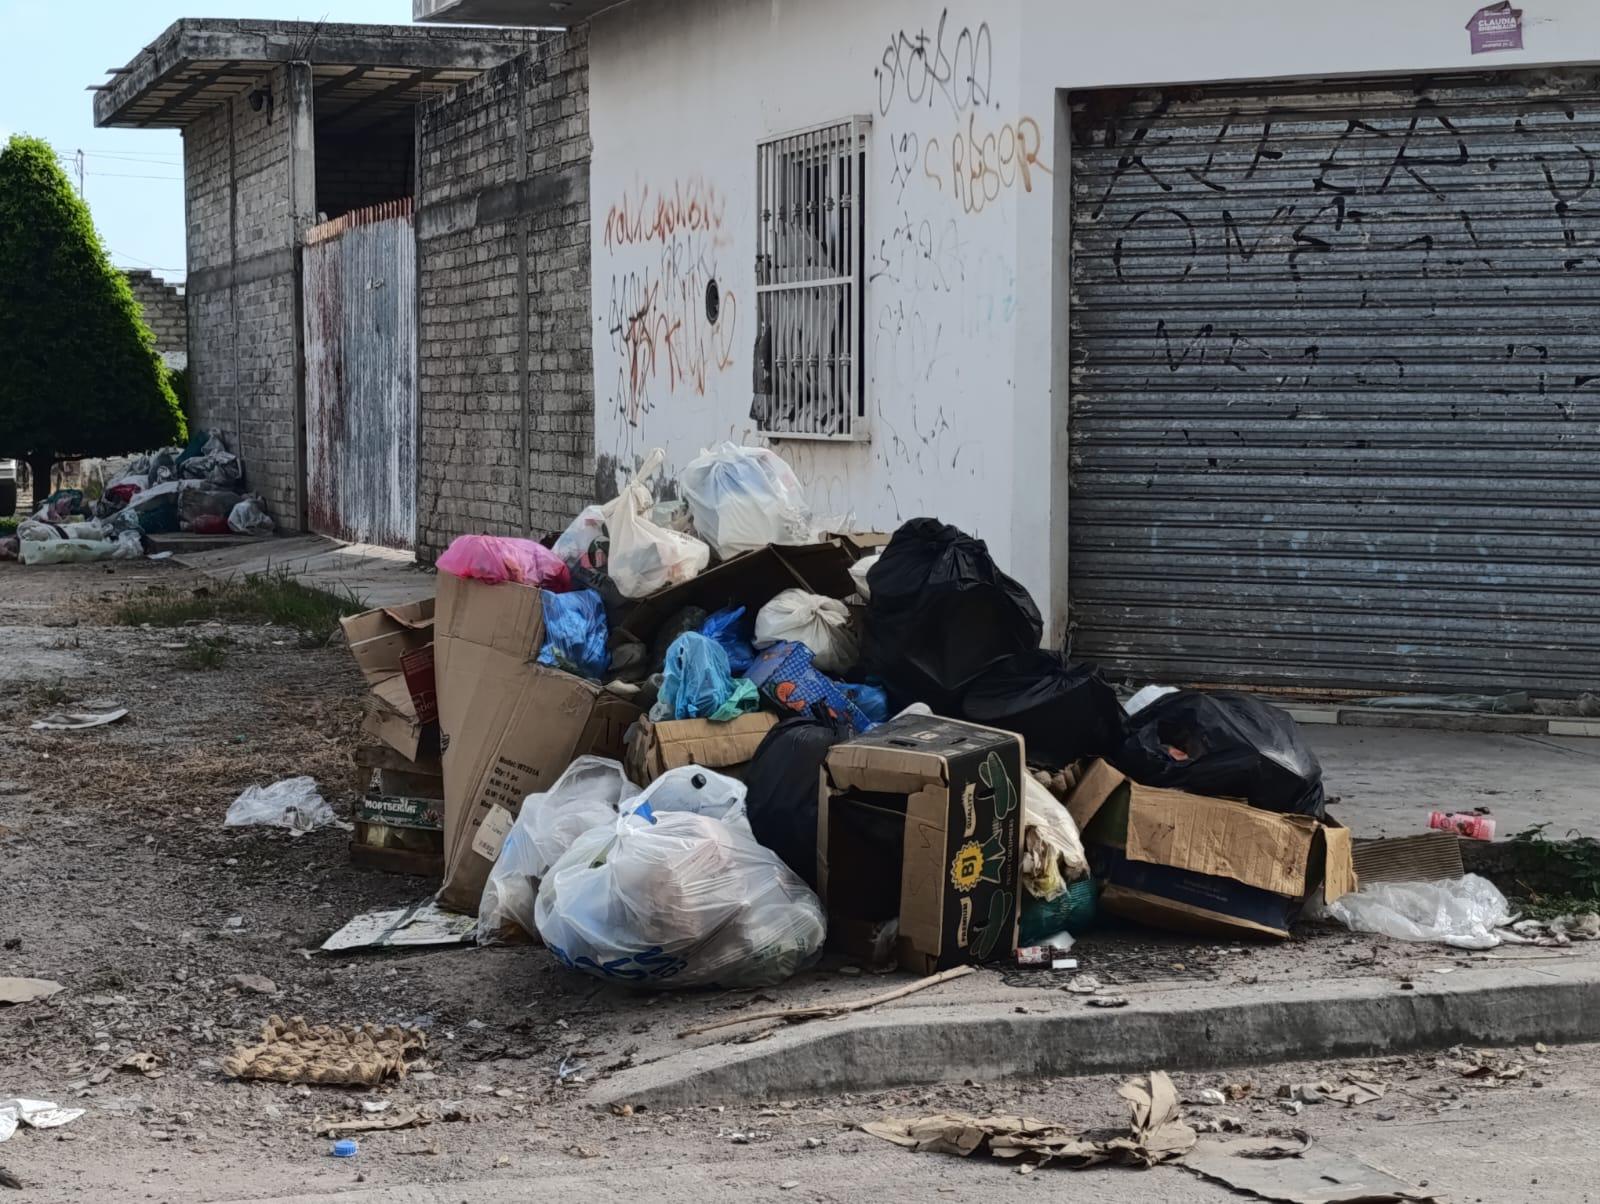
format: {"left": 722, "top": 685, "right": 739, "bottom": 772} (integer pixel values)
{"left": 676, "top": 965, "right": 977, "bottom": 1039}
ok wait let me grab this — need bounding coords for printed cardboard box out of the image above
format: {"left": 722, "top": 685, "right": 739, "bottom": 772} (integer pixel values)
{"left": 1066, "top": 760, "right": 1357, "bottom": 940}
{"left": 820, "top": 715, "right": 1024, "bottom": 974}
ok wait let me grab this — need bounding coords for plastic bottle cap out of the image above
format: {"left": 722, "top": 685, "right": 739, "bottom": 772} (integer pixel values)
{"left": 331, "top": 1139, "right": 359, "bottom": 1158}
{"left": 691, "top": 773, "right": 707, "bottom": 789}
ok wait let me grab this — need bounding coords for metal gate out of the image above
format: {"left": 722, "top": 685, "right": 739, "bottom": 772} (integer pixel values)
{"left": 303, "top": 200, "right": 417, "bottom": 549}
{"left": 1068, "top": 72, "right": 1600, "bottom": 694}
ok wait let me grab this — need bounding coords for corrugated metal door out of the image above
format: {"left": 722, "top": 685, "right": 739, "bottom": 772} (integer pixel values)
{"left": 303, "top": 201, "right": 417, "bottom": 549}
{"left": 1068, "top": 73, "right": 1600, "bottom": 694}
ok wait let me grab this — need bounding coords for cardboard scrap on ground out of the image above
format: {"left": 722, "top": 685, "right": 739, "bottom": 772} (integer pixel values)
{"left": 222, "top": 1015, "right": 426, "bottom": 1087}
{"left": 1280, "top": 1071, "right": 1388, "bottom": 1108}
{"left": 862, "top": 1071, "right": 1195, "bottom": 1170}
{"left": 320, "top": 899, "right": 477, "bottom": 953}
{"left": 317, "top": 1109, "right": 427, "bottom": 1138}
{"left": 0, "top": 979, "right": 63, "bottom": 1006}
{"left": 1183, "top": 1136, "right": 1438, "bottom": 1203}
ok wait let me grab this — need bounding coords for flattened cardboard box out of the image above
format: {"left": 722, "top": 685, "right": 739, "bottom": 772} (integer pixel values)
{"left": 1067, "top": 760, "right": 1356, "bottom": 940}
{"left": 433, "top": 573, "right": 639, "bottom": 915}
{"left": 820, "top": 715, "right": 1024, "bottom": 974}
{"left": 343, "top": 599, "right": 439, "bottom": 759}
{"left": 624, "top": 713, "right": 777, "bottom": 784}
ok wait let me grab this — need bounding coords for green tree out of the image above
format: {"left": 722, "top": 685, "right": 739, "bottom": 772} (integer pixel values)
{"left": 0, "top": 135, "right": 185, "bottom": 510}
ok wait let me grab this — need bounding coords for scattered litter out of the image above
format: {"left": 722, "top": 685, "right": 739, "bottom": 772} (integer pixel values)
{"left": 1308, "top": 874, "right": 1511, "bottom": 949}
{"left": 319, "top": 1110, "right": 425, "bottom": 1138}
{"left": 360, "top": 1100, "right": 392, "bottom": 1115}
{"left": 1428, "top": 811, "right": 1496, "bottom": 841}
{"left": 557, "top": 1057, "right": 588, "bottom": 1084}
{"left": 862, "top": 1072, "right": 1195, "bottom": 1171}
{"left": 565, "top": 1145, "right": 601, "bottom": 1159}
{"left": 0, "top": 979, "right": 62, "bottom": 1006}
{"left": 1503, "top": 913, "right": 1600, "bottom": 946}
{"left": 1187, "top": 1089, "right": 1227, "bottom": 1107}
{"left": 330, "top": 1139, "right": 359, "bottom": 1159}
{"left": 1183, "top": 1136, "right": 1439, "bottom": 1202}
{"left": 222, "top": 1016, "right": 426, "bottom": 1087}
{"left": 0, "top": 1099, "right": 85, "bottom": 1144}
{"left": 225, "top": 777, "right": 347, "bottom": 835}
{"left": 116, "top": 1052, "right": 163, "bottom": 1078}
{"left": 676, "top": 966, "right": 976, "bottom": 1039}
{"left": 321, "top": 900, "right": 477, "bottom": 954}
{"left": 1442, "top": 1047, "right": 1526, "bottom": 1086}
{"left": 1086, "top": 996, "right": 1129, "bottom": 1009}
{"left": 30, "top": 707, "right": 128, "bottom": 732}
{"left": 1062, "top": 975, "right": 1101, "bottom": 995}
{"left": 779, "top": 1182, "right": 800, "bottom": 1191}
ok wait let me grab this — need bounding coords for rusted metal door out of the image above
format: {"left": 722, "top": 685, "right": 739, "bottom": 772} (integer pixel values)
{"left": 302, "top": 200, "right": 417, "bottom": 549}
{"left": 1069, "top": 72, "right": 1600, "bottom": 694}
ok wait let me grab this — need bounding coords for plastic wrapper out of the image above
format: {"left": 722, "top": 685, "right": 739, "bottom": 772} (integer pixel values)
{"left": 538, "top": 589, "right": 610, "bottom": 681}
{"left": 602, "top": 449, "right": 710, "bottom": 598}
{"left": 477, "top": 757, "right": 638, "bottom": 946}
{"left": 754, "top": 589, "right": 859, "bottom": 674}
{"left": 864, "top": 518, "right": 1043, "bottom": 713}
{"left": 554, "top": 504, "right": 607, "bottom": 568}
{"left": 437, "top": 534, "right": 573, "bottom": 590}
{"left": 224, "top": 777, "right": 341, "bottom": 835}
{"left": 744, "top": 710, "right": 853, "bottom": 888}
{"left": 1021, "top": 776, "right": 1089, "bottom": 902}
{"left": 534, "top": 808, "right": 825, "bottom": 989}
{"left": 962, "top": 651, "right": 1125, "bottom": 770}
{"left": 1111, "top": 689, "right": 1326, "bottom": 818}
{"left": 229, "top": 496, "right": 274, "bottom": 536}
{"left": 700, "top": 606, "right": 756, "bottom": 674}
{"left": 658, "top": 632, "right": 759, "bottom": 722}
{"left": 679, "top": 442, "right": 813, "bottom": 559}
{"left": 748, "top": 641, "right": 876, "bottom": 733}
{"left": 1308, "top": 874, "right": 1511, "bottom": 950}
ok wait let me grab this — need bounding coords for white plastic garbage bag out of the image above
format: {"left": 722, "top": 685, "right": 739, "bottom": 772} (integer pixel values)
{"left": 602, "top": 449, "right": 710, "bottom": 598}
{"left": 534, "top": 808, "right": 825, "bottom": 989}
{"left": 754, "top": 589, "right": 859, "bottom": 674}
{"left": 1021, "top": 776, "right": 1089, "bottom": 901}
{"left": 20, "top": 538, "right": 123, "bottom": 565}
{"left": 553, "top": 504, "right": 606, "bottom": 567}
{"left": 1308, "top": 874, "right": 1512, "bottom": 950}
{"left": 111, "top": 530, "right": 144, "bottom": 560}
{"left": 224, "top": 777, "right": 343, "bottom": 835}
{"left": 680, "top": 443, "right": 813, "bottom": 558}
{"left": 228, "top": 496, "right": 275, "bottom": 536}
{"left": 849, "top": 552, "right": 881, "bottom": 600}
{"left": 477, "top": 757, "right": 638, "bottom": 946}
{"left": 622, "top": 765, "right": 750, "bottom": 831}
{"left": 18, "top": 519, "right": 106, "bottom": 542}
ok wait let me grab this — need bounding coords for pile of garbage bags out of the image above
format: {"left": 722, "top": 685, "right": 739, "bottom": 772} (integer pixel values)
{"left": 452, "top": 439, "right": 1337, "bottom": 991}
{"left": 2, "top": 431, "right": 274, "bottom": 565}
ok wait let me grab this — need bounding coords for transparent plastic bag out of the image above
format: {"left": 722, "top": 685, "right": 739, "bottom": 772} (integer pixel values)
{"left": 534, "top": 808, "right": 825, "bottom": 989}
{"left": 110, "top": 530, "right": 144, "bottom": 561}
{"left": 659, "top": 632, "right": 759, "bottom": 721}
{"left": 622, "top": 765, "right": 750, "bottom": 831}
{"left": 602, "top": 450, "right": 709, "bottom": 598}
{"left": 1021, "top": 777, "right": 1089, "bottom": 902}
{"left": 437, "top": 534, "right": 573, "bottom": 589}
{"left": 680, "top": 443, "right": 813, "bottom": 558}
{"left": 224, "top": 777, "right": 341, "bottom": 835}
{"left": 848, "top": 552, "right": 881, "bottom": 600}
{"left": 477, "top": 757, "right": 637, "bottom": 946}
{"left": 553, "top": 505, "right": 607, "bottom": 568}
{"left": 229, "top": 496, "right": 275, "bottom": 536}
{"left": 754, "top": 589, "right": 858, "bottom": 674}
{"left": 1307, "top": 874, "right": 1511, "bottom": 950}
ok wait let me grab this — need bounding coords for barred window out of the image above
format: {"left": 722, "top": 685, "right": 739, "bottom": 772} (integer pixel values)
{"left": 752, "top": 116, "right": 870, "bottom": 441}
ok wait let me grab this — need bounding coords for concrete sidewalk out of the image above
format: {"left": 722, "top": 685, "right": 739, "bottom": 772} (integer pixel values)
{"left": 173, "top": 533, "right": 432, "bottom": 608}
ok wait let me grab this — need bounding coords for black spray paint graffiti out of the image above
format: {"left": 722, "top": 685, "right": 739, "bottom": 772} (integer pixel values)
{"left": 876, "top": 10, "right": 994, "bottom": 118}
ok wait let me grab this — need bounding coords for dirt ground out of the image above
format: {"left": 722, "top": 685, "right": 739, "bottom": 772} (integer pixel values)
{"left": 0, "top": 560, "right": 1590, "bottom": 1202}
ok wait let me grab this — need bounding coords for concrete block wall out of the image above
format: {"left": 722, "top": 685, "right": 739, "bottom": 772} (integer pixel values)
{"left": 415, "top": 27, "right": 593, "bottom": 560}
{"left": 123, "top": 270, "right": 188, "bottom": 367}
{"left": 315, "top": 129, "right": 415, "bottom": 219}
{"left": 181, "top": 65, "right": 304, "bottom": 530}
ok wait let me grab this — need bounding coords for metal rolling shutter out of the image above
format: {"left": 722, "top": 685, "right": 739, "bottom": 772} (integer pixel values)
{"left": 1067, "top": 72, "right": 1600, "bottom": 695}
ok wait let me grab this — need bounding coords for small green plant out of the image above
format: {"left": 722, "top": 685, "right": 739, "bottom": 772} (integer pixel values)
{"left": 0, "top": 516, "right": 16, "bottom": 535}
{"left": 179, "top": 635, "right": 230, "bottom": 671}
{"left": 25, "top": 681, "right": 70, "bottom": 708}
{"left": 1506, "top": 824, "right": 1600, "bottom": 909}
{"left": 115, "top": 570, "right": 363, "bottom": 644}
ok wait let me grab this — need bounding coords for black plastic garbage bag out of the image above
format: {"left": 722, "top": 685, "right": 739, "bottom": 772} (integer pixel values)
{"left": 1111, "top": 689, "right": 1326, "bottom": 818}
{"left": 744, "top": 708, "right": 854, "bottom": 889}
{"left": 864, "top": 519, "right": 1043, "bottom": 713}
{"left": 961, "top": 651, "right": 1124, "bottom": 769}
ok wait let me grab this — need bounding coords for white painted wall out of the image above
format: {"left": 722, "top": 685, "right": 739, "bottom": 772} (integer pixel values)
{"left": 590, "top": 0, "right": 1600, "bottom": 636}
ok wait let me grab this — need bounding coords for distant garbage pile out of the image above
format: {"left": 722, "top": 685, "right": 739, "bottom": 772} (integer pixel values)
{"left": 1, "top": 430, "right": 273, "bottom": 564}
{"left": 336, "top": 439, "right": 1361, "bottom": 993}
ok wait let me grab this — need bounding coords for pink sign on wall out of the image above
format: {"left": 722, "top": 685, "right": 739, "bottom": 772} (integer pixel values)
{"left": 1467, "top": 2, "right": 1524, "bottom": 53}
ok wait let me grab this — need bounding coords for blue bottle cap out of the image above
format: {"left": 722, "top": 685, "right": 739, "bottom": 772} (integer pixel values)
{"left": 331, "top": 1139, "right": 359, "bottom": 1158}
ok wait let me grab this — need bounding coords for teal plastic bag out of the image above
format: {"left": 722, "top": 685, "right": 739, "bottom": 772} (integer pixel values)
{"left": 660, "top": 632, "right": 760, "bottom": 722}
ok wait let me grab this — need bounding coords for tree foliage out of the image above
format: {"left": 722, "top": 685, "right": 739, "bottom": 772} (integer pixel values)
{"left": 0, "top": 135, "right": 186, "bottom": 469}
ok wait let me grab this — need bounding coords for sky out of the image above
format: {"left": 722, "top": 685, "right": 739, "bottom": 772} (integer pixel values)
{"left": 0, "top": 0, "right": 411, "bottom": 285}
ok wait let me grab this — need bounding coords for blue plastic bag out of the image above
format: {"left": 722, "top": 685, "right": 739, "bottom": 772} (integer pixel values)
{"left": 538, "top": 589, "right": 610, "bottom": 681}
{"left": 700, "top": 606, "right": 756, "bottom": 674}
{"left": 659, "top": 632, "right": 760, "bottom": 721}
{"left": 839, "top": 682, "right": 889, "bottom": 725}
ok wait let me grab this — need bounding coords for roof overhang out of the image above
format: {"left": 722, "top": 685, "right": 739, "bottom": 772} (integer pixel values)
{"left": 94, "top": 19, "right": 537, "bottom": 130}
{"left": 414, "top": 0, "right": 632, "bottom": 28}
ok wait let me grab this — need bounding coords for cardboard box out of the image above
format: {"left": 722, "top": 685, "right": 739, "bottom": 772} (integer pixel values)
{"left": 624, "top": 713, "right": 778, "bottom": 784}
{"left": 433, "top": 572, "right": 640, "bottom": 914}
{"left": 820, "top": 714, "right": 1024, "bottom": 974}
{"left": 343, "top": 600, "right": 439, "bottom": 760}
{"left": 1066, "top": 761, "right": 1356, "bottom": 940}
{"left": 350, "top": 793, "right": 445, "bottom": 879}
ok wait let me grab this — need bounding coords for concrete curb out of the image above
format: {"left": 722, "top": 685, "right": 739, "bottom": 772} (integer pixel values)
{"left": 591, "top": 960, "right": 1600, "bottom": 1109}
{"left": 1281, "top": 703, "right": 1600, "bottom": 739}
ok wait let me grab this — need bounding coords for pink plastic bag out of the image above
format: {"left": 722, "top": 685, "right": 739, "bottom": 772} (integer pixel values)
{"left": 437, "top": 535, "right": 573, "bottom": 590}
